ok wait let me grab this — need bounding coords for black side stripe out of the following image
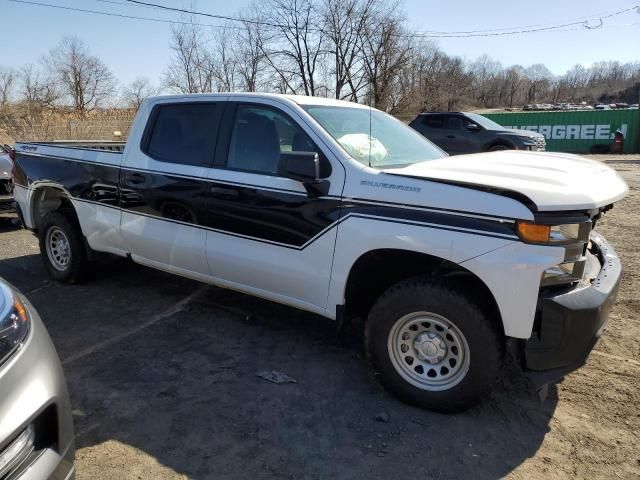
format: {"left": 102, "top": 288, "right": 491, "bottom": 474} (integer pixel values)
{"left": 14, "top": 152, "right": 519, "bottom": 249}
{"left": 70, "top": 196, "right": 517, "bottom": 250}
{"left": 17, "top": 151, "right": 518, "bottom": 220}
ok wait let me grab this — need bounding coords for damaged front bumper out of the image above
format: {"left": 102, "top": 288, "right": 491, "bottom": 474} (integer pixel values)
{"left": 524, "top": 232, "right": 622, "bottom": 386}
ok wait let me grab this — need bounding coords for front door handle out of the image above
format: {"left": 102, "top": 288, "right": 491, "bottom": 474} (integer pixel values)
{"left": 124, "top": 173, "right": 146, "bottom": 185}
{"left": 446, "top": 135, "right": 456, "bottom": 139}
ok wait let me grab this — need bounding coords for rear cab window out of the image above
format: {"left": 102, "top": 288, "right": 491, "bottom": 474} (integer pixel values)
{"left": 142, "top": 102, "right": 223, "bottom": 166}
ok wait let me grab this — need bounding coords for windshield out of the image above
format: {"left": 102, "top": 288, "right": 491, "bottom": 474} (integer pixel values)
{"left": 303, "top": 105, "right": 446, "bottom": 168}
{"left": 464, "top": 112, "right": 506, "bottom": 131}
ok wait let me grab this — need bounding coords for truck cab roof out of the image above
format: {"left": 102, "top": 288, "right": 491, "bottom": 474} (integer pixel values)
{"left": 144, "top": 92, "right": 371, "bottom": 110}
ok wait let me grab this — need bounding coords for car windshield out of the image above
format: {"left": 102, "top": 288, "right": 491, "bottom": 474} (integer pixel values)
{"left": 464, "top": 112, "right": 506, "bottom": 131}
{"left": 303, "top": 105, "right": 446, "bottom": 168}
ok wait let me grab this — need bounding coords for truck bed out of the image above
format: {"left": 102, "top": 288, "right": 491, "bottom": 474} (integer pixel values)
{"left": 14, "top": 141, "right": 124, "bottom": 169}
{"left": 18, "top": 140, "right": 126, "bottom": 152}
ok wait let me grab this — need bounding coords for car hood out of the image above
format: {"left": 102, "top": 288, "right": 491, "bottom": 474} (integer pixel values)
{"left": 0, "top": 154, "right": 12, "bottom": 179}
{"left": 384, "top": 150, "right": 628, "bottom": 212}
{"left": 499, "top": 128, "right": 543, "bottom": 139}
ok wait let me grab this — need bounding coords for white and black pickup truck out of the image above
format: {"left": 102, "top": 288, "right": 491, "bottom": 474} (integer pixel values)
{"left": 11, "top": 94, "right": 628, "bottom": 412}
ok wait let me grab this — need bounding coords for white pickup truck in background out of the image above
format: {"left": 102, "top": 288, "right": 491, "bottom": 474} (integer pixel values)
{"left": 11, "top": 93, "right": 628, "bottom": 412}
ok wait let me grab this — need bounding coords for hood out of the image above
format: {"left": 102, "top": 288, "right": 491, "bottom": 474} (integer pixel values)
{"left": 384, "top": 150, "right": 628, "bottom": 212}
{"left": 0, "top": 154, "right": 12, "bottom": 179}
{"left": 501, "top": 128, "right": 544, "bottom": 139}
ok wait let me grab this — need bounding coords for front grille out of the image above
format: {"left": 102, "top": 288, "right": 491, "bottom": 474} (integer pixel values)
{"left": 534, "top": 137, "right": 546, "bottom": 151}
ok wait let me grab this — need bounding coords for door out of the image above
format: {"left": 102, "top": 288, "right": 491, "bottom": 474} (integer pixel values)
{"left": 440, "top": 115, "right": 476, "bottom": 154}
{"left": 415, "top": 114, "right": 448, "bottom": 150}
{"left": 119, "top": 101, "right": 225, "bottom": 275}
{"left": 203, "top": 100, "right": 345, "bottom": 312}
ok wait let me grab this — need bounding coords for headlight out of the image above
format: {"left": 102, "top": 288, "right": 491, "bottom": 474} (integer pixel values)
{"left": 0, "top": 282, "right": 30, "bottom": 366}
{"left": 516, "top": 220, "right": 592, "bottom": 287}
{"left": 516, "top": 221, "right": 590, "bottom": 244}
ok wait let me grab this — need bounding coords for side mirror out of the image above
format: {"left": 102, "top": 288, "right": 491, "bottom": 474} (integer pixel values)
{"left": 467, "top": 123, "right": 481, "bottom": 131}
{"left": 279, "top": 151, "right": 330, "bottom": 197}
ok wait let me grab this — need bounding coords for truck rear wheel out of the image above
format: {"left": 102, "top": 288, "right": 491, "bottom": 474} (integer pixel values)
{"left": 365, "top": 277, "right": 501, "bottom": 413}
{"left": 38, "top": 210, "right": 88, "bottom": 284}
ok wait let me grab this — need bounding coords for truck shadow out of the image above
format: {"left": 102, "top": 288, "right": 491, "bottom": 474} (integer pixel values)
{"left": 0, "top": 216, "right": 22, "bottom": 233}
{"left": 0, "top": 255, "right": 558, "bottom": 480}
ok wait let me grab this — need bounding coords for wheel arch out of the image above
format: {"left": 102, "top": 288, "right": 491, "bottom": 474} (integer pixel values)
{"left": 484, "top": 139, "right": 514, "bottom": 151}
{"left": 30, "top": 184, "right": 77, "bottom": 232}
{"left": 342, "top": 248, "right": 505, "bottom": 338}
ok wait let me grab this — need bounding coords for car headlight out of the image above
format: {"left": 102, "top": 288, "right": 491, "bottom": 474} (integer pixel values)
{"left": 516, "top": 221, "right": 590, "bottom": 244}
{"left": 0, "top": 282, "right": 30, "bottom": 366}
{"left": 516, "top": 220, "right": 592, "bottom": 286}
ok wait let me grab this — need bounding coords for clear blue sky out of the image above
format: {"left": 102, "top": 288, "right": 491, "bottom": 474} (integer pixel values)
{"left": 1, "top": 0, "right": 639, "bottom": 88}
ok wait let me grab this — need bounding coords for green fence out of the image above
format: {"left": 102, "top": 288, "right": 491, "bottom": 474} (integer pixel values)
{"left": 483, "top": 109, "right": 640, "bottom": 154}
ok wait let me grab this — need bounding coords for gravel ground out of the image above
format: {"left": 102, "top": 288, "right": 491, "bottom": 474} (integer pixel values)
{"left": 0, "top": 156, "right": 638, "bottom": 479}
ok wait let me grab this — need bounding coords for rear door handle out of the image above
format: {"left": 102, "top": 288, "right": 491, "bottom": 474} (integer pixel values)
{"left": 124, "top": 173, "right": 146, "bottom": 185}
{"left": 446, "top": 135, "right": 456, "bottom": 139}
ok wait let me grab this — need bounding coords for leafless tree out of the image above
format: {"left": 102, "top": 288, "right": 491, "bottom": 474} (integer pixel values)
{"left": 211, "top": 26, "right": 237, "bottom": 92}
{"left": 164, "top": 23, "right": 215, "bottom": 94}
{"left": 323, "top": 0, "right": 375, "bottom": 100}
{"left": 503, "top": 65, "right": 525, "bottom": 108}
{"left": 468, "top": 54, "right": 503, "bottom": 107}
{"left": 524, "top": 64, "right": 553, "bottom": 104}
{"left": 44, "top": 36, "right": 117, "bottom": 115}
{"left": 360, "top": 8, "right": 411, "bottom": 111}
{"left": 233, "top": 10, "right": 267, "bottom": 92}
{"left": 564, "top": 64, "right": 590, "bottom": 90}
{"left": 122, "top": 77, "right": 159, "bottom": 110}
{"left": 18, "top": 64, "right": 59, "bottom": 110}
{"left": 0, "top": 67, "right": 16, "bottom": 106}
{"left": 259, "top": 0, "right": 325, "bottom": 95}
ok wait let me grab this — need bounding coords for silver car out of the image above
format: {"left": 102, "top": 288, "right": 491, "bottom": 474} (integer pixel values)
{"left": 0, "top": 279, "right": 74, "bottom": 479}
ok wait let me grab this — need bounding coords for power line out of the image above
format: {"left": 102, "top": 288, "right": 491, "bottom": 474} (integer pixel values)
{"left": 412, "top": 5, "right": 640, "bottom": 35}
{"left": 8, "top": 0, "right": 640, "bottom": 38}
{"left": 8, "top": 0, "right": 245, "bottom": 30}
{"left": 124, "top": 0, "right": 639, "bottom": 37}
{"left": 124, "top": 0, "right": 283, "bottom": 28}
{"left": 396, "top": 5, "right": 640, "bottom": 37}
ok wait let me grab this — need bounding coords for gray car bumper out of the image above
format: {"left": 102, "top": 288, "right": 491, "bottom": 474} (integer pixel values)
{"left": 0, "top": 293, "right": 75, "bottom": 479}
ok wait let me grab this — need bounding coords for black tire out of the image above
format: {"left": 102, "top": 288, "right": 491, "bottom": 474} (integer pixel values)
{"left": 488, "top": 143, "right": 510, "bottom": 151}
{"left": 365, "top": 276, "right": 502, "bottom": 413}
{"left": 38, "top": 210, "right": 88, "bottom": 284}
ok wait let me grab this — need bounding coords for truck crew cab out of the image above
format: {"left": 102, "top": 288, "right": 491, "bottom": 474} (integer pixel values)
{"left": 11, "top": 93, "right": 628, "bottom": 412}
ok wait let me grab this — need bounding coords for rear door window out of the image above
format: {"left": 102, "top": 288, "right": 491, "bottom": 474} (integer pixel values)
{"left": 144, "top": 103, "right": 222, "bottom": 166}
{"left": 421, "top": 115, "right": 445, "bottom": 129}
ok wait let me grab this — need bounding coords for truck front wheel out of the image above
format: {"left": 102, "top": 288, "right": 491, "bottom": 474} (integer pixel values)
{"left": 38, "top": 210, "right": 88, "bottom": 284}
{"left": 365, "top": 277, "right": 501, "bottom": 413}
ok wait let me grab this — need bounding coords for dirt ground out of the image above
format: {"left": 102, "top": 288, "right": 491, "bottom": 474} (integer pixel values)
{"left": 0, "top": 155, "right": 638, "bottom": 479}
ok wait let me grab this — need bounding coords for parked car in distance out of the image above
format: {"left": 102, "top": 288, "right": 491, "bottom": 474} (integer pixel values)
{"left": 409, "top": 111, "right": 546, "bottom": 155}
{"left": 0, "top": 145, "right": 14, "bottom": 215}
{"left": 0, "top": 278, "right": 74, "bottom": 479}
{"left": 13, "top": 93, "right": 627, "bottom": 413}
{"left": 594, "top": 104, "right": 611, "bottom": 110}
